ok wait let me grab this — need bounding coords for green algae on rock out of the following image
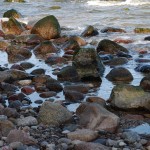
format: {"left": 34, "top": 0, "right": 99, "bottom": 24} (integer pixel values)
{"left": 31, "top": 15, "right": 61, "bottom": 40}
{"left": 134, "top": 28, "right": 150, "bottom": 33}
{"left": 3, "top": 9, "right": 22, "bottom": 19}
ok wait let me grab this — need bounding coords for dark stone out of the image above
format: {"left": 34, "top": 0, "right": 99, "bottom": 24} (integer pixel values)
{"left": 3, "top": 9, "right": 22, "bottom": 19}
{"left": 97, "top": 39, "right": 128, "bottom": 54}
{"left": 144, "top": 36, "right": 150, "bottom": 41}
{"left": 30, "top": 68, "right": 45, "bottom": 75}
{"left": 64, "top": 90, "right": 85, "bottom": 102}
{"left": 140, "top": 76, "right": 150, "bottom": 92}
{"left": 73, "top": 48, "right": 105, "bottom": 80}
{"left": 135, "top": 64, "right": 150, "bottom": 73}
{"left": 39, "top": 91, "right": 57, "bottom": 98}
{"left": 106, "top": 67, "right": 133, "bottom": 82}
{"left": 20, "top": 62, "right": 34, "bottom": 69}
{"left": 101, "top": 27, "right": 126, "bottom": 33}
{"left": 9, "top": 100, "right": 23, "bottom": 110}
{"left": 104, "top": 57, "right": 128, "bottom": 66}
{"left": 81, "top": 25, "right": 99, "bottom": 37}
{"left": 57, "top": 66, "right": 80, "bottom": 82}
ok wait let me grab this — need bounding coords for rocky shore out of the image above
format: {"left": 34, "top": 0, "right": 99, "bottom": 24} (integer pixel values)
{"left": 0, "top": 8, "right": 150, "bottom": 150}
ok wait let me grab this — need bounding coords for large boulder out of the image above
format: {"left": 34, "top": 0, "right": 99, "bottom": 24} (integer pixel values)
{"left": 38, "top": 101, "right": 72, "bottom": 126}
{"left": 3, "top": 9, "right": 22, "bottom": 19}
{"left": 73, "top": 48, "right": 105, "bottom": 81}
{"left": 2, "top": 17, "right": 25, "bottom": 35}
{"left": 31, "top": 15, "right": 61, "bottom": 40}
{"left": 97, "top": 39, "right": 128, "bottom": 54}
{"left": 76, "top": 102, "right": 119, "bottom": 132}
{"left": 106, "top": 67, "right": 133, "bottom": 82}
{"left": 109, "top": 84, "right": 150, "bottom": 111}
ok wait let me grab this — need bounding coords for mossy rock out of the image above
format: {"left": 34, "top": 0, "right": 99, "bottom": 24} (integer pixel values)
{"left": 2, "top": 17, "right": 25, "bottom": 35}
{"left": 3, "top": 9, "right": 22, "bottom": 19}
{"left": 31, "top": 15, "right": 61, "bottom": 40}
{"left": 97, "top": 39, "right": 129, "bottom": 54}
{"left": 49, "top": 6, "right": 61, "bottom": 10}
{"left": 4, "top": 0, "right": 25, "bottom": 2}
{"left": 134, "top": 28, "right": 150, "bottom": 34}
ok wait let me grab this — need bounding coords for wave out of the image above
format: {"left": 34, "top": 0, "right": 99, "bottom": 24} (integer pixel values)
{"left": 87, "top": 0, "right": 150, "bottom": 6}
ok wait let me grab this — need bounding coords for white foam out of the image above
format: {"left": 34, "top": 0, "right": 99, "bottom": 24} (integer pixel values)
{"left": 87, "top": 0, "right": 150, "bottom": 6}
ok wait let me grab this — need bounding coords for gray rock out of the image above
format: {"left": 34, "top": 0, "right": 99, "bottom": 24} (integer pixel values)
{"left": 16, "top": 116, "right": 38, "bottom": 126}
{"left": 73, "top": 48, "right": 105, "bottom": 80}
{"left": 9, "top": 141, "right": 23, "bottom": 149}
{"left": 109, "top": 84, "right": 150, "bottom": 110}
{"left": 76, "top": 102, "right": 120, "bottom": 132}
{"left": 38, "top": 101, "right": 72, "bottom": 126}
{"left": 67, "top": 129, "right": 99, "bottom": 142}
{"left": 0, "top": 140, "right": 4, "bottom": 147}
{"left": 122, "top": 131, "right": 140, "bottom": 143}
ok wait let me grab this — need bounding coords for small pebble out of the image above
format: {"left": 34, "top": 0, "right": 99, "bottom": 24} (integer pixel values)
{"left": 0, "top": 140, "right": 4, "bottom": 147}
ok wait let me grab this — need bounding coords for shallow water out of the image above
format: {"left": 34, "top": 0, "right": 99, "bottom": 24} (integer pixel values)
{"left": 0, "top": 0, "right": 150, "bottom": 105}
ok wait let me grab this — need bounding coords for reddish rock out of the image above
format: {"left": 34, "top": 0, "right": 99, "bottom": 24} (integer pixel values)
{"left": 123, "top": 114, "right": 144, "bottom": 120}
{"left": 6, "top": 129, "right": 37, "bottom": 145}
{"left": 139, "top": 50, "right": 148, "bottom": 54}
{"left": 39, "top": 91, "right": 57, "bottom": 98}
{"left": 114, "top": 38, "right": 133, "bottom": 44}
{"left": 21, "top": 86, "right": 35, "bottom": 95}
{"left": 0, "top": 30, "right": 5, "bottom": 37}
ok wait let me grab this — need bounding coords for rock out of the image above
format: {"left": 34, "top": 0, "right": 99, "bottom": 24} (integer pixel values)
{"left": 0, "top": 30, "right": 5, "bottom": 37}
{"left": 45, "top": 78, "right": 63, "bottom": 92}
{"left": 144, "top": 36, "right": 150, "bottom": 41}
{"left": 104, "top": 57, "right": 128, "bottom": 66}
{"left": 9, "top": 100, "right": 23, "bottom": 110}
{"left": 63, "top": 84, "right": 90, "bottom": 94}
{"left": 106, "top": 139, "right": 118, "bottom": 147}
{"left": 45, "top": 55, "right": 66, "bottom": 65}
{"left": 2, "top": 17, "right": 25, "bottom": 35}
{"left": 140, "top": 76, "right": 150, "bottom": 91}
{"left": 114, "top": 38, "right": 133, "bottom": 44}
{"left": 73, "top": 48, "right": 105, "bottom": 80}
{"left": 4, "top": 0, "right": 25, "bottom": 2}
{"left": 38, "top": 101, "right": 72, "bottom": 126}
{"left": 0, "top": 82, "right": 18, "bottom": 92}
{"left": 73, "top": 141, "right": 110, "bottom": 150}
{"left": 122, "top": 131, "right": 140, "bottom": 143}
{"left": 16, "top": 116, "right": 38, "bottom": 126}
{"left": 109, "top": 84, "right": 150, "bottom": 110}
{"left": 6, "top": 129, "right": 37, "bottom": 145}
{"left": 0, "top": 40, "right": 10, "bottom": 50}
{"left": 70, "top": 36, "right": 87, "bottom": 46}
{"left": 20, "top": 62, "right": 34, "bottom": 70}
{"left": 67, "top": 129, "right": 98, "bottom": 142}
{"left": 86, "top": 96, "right": 106, "bottom": 107}
{"left": 33, "top": 41, "right": 58, "bottom": 58}
{"left": 57, "top": 66, "right": 80, "bottom": 82}
{"left": 76, "top": 102, "right": 119, "bottom": 132}
{"left": 0, "top": 69, "right": 32, "bottom": 83}
{"left": 81, "top": 25, "right": 99, "bottom": 37}
{"left": 39, "top": 91, "right": 57, "bottom": 98}
{"left": 97, "top": 39, "right": 128, "bottom": 54}
{"left": 14, "top": 34, "right": 44, "bottom": 44}
{"left": 10, "top": 64, "right": 25, "bottom": 71}
{"left": 30, "top": 68, "right": 45, "bottom": 75}
{"left": 3, "top": 9, "right": 22, "bottom": 19}
{"left": 101, "top": 27, "right": 126, "bottom": 33}
{"left": 0, "top": 140, "right": 4, "bottom": 147}
{"left": 0, "top": 120, "right": 15, "bottom": 136}
{"left": 134, "top": 28, "right": 150, "bottom": 33}
{"left": 64, "top": 90, "right": 85, "bottom": 102}
{"left": 3, "top": 107, "right": 19, "bottom": 118}
{"left": 18, "top": 79, "right": 32, "bottom": 86}
{"left": 135, "top": 64, "right": 150, "bottom": 73}
{"left": 62, "top": 39, "right": 80, "bottom": 51}
{"left": 106, "top": 67, "right": 133, "bottom": 82}
{"left": 31, "top": 15, "right": 61, "bottom": 40}
{"left": 6, "top": 45, "right": 32, "bottom": 63}
{"left": 21, "top": 86, "right": 35, "bottom": 95}
{"left": 9, "top": 142, "right": 23, "bottom": 149}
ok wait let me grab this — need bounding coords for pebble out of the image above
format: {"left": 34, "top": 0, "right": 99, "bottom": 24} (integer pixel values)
{"left": 0, "top": 115, "right": 7, "bottom": 121}
{"left": 119, "top": 141, "right": 126, "bottom": 147}
{"left": 0, "top": 140, "right": 4, "bottom": 147}
{"left": 9, "top": 142, "right": 23, "bottom": 149}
